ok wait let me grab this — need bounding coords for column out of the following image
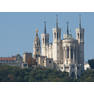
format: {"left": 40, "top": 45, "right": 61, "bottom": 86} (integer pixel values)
{"left": 69, "top": 46, "right": 71, "bottom": 60}
{"left": 73, "top": 48, "right": 75, "bottom": 64}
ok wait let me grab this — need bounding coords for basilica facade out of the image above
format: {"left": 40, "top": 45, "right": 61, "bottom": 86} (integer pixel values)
{"left": 33, "top": 16, "right": 85, "bottom": 78}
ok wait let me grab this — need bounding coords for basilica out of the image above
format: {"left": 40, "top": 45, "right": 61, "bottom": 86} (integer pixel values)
{"left": 33, "top": 16, "right": 85, "bottom": 78}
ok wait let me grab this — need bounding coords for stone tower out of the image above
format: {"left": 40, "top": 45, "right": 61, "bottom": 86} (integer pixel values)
{"left": 52, "top": 15, "right": 61, "bottom": 69}
{"left": 76, "top": 15, "right": 85, "bottom": 74}
{"left": 63, "top": 22, "right": 79, "bottom": 77}
{"left": 33, "top": 29, "right": 41, "bottom": 59}
{"left": 41, "top": 21, "right": 49, "bottom": 56}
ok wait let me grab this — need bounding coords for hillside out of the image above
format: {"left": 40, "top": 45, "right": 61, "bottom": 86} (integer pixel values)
{"left": 0, "top": 64, "right": 94, "bottom": 82}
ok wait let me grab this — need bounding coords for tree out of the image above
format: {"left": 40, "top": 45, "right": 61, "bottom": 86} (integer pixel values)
{"left": 79, "top": 70, "right": 94, "bottom": 82}
{"left": 88, "top": 59, "right": 94, "bottom": 69}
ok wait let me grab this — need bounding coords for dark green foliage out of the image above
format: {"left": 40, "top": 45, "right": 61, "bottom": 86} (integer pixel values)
{"left": 79, "top": 69, "right": 94, "bottom": 82}
{"left": 0, "top": 65, "right": 73, "bottom": 82}
{"left": 88, "top": 59, "right": 94, "bottom": 69}
{"left": 1, "top": 64, "right": 94, "bottom": 82}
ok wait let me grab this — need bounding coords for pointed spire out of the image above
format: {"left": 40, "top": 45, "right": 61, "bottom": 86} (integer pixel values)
{"left": 70, "top": 28, "right": 71, "bottom": 34}
{"left": 56, "top": 14, "right": 58, "bottom": 30}
{"left": 44, "top": 21, "right": 46, "bottom": 34}
{"left": 36, "top": 28, "right": 38, "bottom": 36}
{"left": 79, "top": 14, "right": 82, "bottom": 29}
{"left": 66, "top": 21, "right": 69, "bottom": 35}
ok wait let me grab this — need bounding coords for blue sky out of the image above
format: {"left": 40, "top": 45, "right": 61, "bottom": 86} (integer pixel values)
{"left": 0, "top": 12, "right": 93, "bottom": 61}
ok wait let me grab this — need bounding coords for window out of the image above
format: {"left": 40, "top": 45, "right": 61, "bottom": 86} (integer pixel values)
{"left": 80, "top": 33, "right": 82, "bottom": 40}
{"left": 43, "top": 38, "right": 44, "bottom": 43}
{"left": 77, "top": 66, "right": 79, "bottom": 69}
{"left": 54, "top": 33, "right": 56, "bottom": 38}
{"left": 78, "top": 33, "right": 79, "bottom": 39}
{"left": 37, "top": 42, "right": 38, "bottom": 46}
{"left": 36, "top": 48, "right": 39, "bottom": 52}
{"left": 24, "top": 64, "right": 27, "bottom": 67}
{"left": 57, "top": 32, "right": 58, "bottom": 39}
{"left": 65, "top": 66, "right": 69, "bottom": 69}
{"left": 61, "top": 67, "right": 63, "bottom": 69}
{"left": 67, "top": 47, "right": 69, "bottom": 59}
{"left": 71, "top": 48, "right": 73, "bottom": 59}
{"left": 36, "top": 55, "right": 38, "bottom": 58}
{"left": 74, "top": 48, "right": 76, "bottom": 60}
{"left": 43, "top": 60, "right": 45, "bottom": 63}
{"left": 71, "top": 65, "right": 74, "bottom": 69}
{"left": 49, "top": 60, "right": 51, "bottom": 63}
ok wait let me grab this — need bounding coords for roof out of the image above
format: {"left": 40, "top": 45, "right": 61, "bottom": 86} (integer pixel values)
{"left": 0, "top": 57, "right": 16, "bottom": 61}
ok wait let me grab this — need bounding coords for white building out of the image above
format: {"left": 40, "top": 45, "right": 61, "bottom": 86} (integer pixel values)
{"left": 38, "top": 56, "right": 54, "bottom": 69}
{"left": 84, "top": 63, "right": 90, "bottom": 70}
{"left": 33, "top": 16, "right": 85, "bottom": 78}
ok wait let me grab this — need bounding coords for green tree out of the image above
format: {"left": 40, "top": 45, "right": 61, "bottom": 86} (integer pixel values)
{"left": 88, "top": 59, "right": 94, "bottom": 69}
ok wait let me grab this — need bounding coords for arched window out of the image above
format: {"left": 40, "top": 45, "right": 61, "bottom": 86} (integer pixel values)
{"left": 49, "top": 60, "right": 51, "bottom": 63}
{"left": 71, "top": 48, "right": 73, "bottom": 59}
{"left": 78, "top": 33, "right": 79, "bottom": 39}
{"left": 74, "top": 48, "right": 76, "bottom": 60}
{"left": 37, "top": 42, "right": 38, "bottom": 46}
{"left": 57, "top": 32, "right": 60, "bottom": 40}
{"left": 38, "top": 40, "right": 40, "bottom": 45}
{"left": 57, "top": 32, "right": 58, "bottom": 39}
{"left": 80, "top": 33, "right": 82, "bottom": 40}
{"left": 36, "top": 48, "right": 39, "bottom": 52}
{"left": 54, "top": 33, "right": 56, "bottom": 39}
{"left": 43, "top": 38, "right": 44, "bottom": 44}
{"left": 67, "top": 47, "right": 69, "bottom": 59}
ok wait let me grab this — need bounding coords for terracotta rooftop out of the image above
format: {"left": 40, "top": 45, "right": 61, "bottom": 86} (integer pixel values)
{"left": 0, "top": 57, "right": 16, "bottom": 61}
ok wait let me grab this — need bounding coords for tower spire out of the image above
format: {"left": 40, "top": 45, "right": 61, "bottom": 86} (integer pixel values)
{"left": 56, "top": 14, "right": 58, "bottom": 30}
{"left": 66, "top": 22, "right": 69, "bottom": 35}
{"left": 70, "top": 28, "right": 71, "bottom": 34}
{"left": 79, "top": 14, "right": 82, "bottom": 29}
{"left": 36, "top": 28, "right": 38, "bottom": 36}
{"left": 44, "top": 21, "right": 46, "bottom": 34}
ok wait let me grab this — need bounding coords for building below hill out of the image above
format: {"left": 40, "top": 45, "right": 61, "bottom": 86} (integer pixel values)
{"left": 22, "top": 52, "right": 37, "bottom": 68}
{"left": 0, "top": 54, "right": 23, "bottom": 67}
{"left": 0, "top": 53, "right": 37, "bottom": 69}
{"left": 84, "top": 63, "right": 91, "bottom": 70}
{"left": 38, "top": 56, "right": 54, "bottom": 69}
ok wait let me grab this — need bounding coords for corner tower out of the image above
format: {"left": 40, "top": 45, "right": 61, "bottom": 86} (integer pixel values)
{"left": 52, "top": 15, "right": 61, "bottom": 69}
{"left": 33, "top": 29, "right": 41, "bottom": 59}
{"left": 76, "top": 15, "right": 85, "bottom": 73}
{"left": 62, "top": 22, "right": 79, "bottom": 77}
{"left": 41, "top": 21, "right": 49, "bottom": 56}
